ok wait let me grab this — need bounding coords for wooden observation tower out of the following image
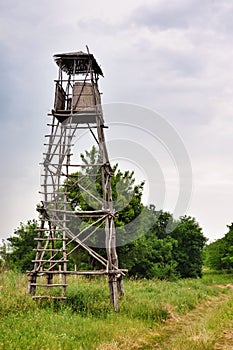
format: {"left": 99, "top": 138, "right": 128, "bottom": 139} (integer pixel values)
{"left": 28, "top": 49, "right": 126, "bottom": 311}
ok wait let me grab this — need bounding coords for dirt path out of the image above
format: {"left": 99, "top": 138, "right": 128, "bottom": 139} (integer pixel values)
{"left": 98, "top": 290, "right": 233, "bottom": 350}
{"left": 214, "top": 330, "right": 233, "bottom": 350}
{"left": 139, "top": 293, "right": 233, "bottom": 350}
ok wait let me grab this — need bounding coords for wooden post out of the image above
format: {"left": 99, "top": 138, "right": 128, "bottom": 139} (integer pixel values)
{"left": 74, "top": 264, "right": 77, "bottom": 279}
{"left": 59, "top": 265, "right": 62, "bottom": 283}
{"left": 117, "top": 274, "right": 125, "bottom": 296}
{"left": 27, "top": 272, "right": 37, "bottom": 295}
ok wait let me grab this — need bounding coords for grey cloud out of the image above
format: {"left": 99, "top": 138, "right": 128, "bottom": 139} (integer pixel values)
{"left": 136, "top": 44, "right": 204, "bottom": 78}
{"left": 77, "top": 18, "right": 117, "bottom": 35}
{"left": 129, "top": 0, "right": 206, "bottom": 29}
{"left": 127, "top": 0, "right": 233, "bottom": 42}
{"left": 128, "top": 0, "right": 233, "bottom": 33}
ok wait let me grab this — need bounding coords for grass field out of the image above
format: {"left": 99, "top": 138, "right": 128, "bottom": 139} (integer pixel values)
{"left": 0, "top": 271, "right": 233, "bottom": 349}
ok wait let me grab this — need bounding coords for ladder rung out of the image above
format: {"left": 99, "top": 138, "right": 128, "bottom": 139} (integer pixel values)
{"left": 52, "top": 209, "right": 109, "bottom": 214}
{"left": 39, "top": 269, "right": 128, "bottom": 275}
{"left": 32, "top": 260, "right": 69, "bottom": 263}
{"left": 47, "top": 124, "right": 99, "bottom": 129}
{"left": 38, "top": 191, "right": 69, "bottom": 194}
{"left": 30, "top": 283, "right": 68, "bottom": 287}
{"left": 32, "top": 296, "right": 67, "bottom": 300}
{"left": 45, "top": 135, "right": 67, "bottom": 137}
{"left": 43, "top": 144, "right": 75, "bottom": 146}
{"left": 42, "top": 200, "right": 71, "bottom": 204}
{"left": 34, "top": 237, "right": 68, "bottom": 240}
{"left": 43, "top": 153, "right": 73, "bottom": 156}
{"left": 33, "top": 249, "right": 64, "bottom": 252}
{"left": 35, "top": 219, "right": 70, "bottom": 223}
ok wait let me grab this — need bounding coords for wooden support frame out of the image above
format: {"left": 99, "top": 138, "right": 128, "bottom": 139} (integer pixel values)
{"left": 28, "top": 50, "right": 126, "bottom": 311}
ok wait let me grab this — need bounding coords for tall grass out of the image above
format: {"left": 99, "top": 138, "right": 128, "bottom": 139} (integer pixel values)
{"left": 0, "top": 271, "right": 232, "bottom": 349}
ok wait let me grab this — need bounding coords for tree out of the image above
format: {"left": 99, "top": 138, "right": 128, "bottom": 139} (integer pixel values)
{"left": 171, "top": 216, "right": 207, "bottom": 278}
{"left": 66, "top": 146, "right": 144, "bottom": 225}
{"left": 117, "top": 210, "right": 179, "bottom": 280}
{"left": 65, "top": 146, "right": 146, "bottom": 268}
{"left": 119, "top": 211, "right": 208, "bottom": 280}
{"left": 0, "top": 240, "right": 8, "bottom": 269}
{"left": 6, "top": 147, "right": 146, "bottom": 273}
{"left": 5, "top": 147, "right": 208, "bottom": 280}
{"left": 6, "top": 220, "right": 38, "bottom": 272}
{"left": 204, "top": 223, "right": 233, "bottom": 271}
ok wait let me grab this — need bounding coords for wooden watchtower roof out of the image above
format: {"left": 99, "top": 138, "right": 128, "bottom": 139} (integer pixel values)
{"left": 53, "top": 51, "right": 104, "bottom": 76}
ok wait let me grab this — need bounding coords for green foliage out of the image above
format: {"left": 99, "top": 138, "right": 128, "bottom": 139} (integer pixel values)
{"left": 65, "top": 145, "right": 146, "bottom": 268}
{"left": 5, "top": 147, "right": 207, "bottom": 280}
{"left": 5, "top": 220, "right": 38, "bottom": 272}
{"left": 118, "top": 212, "right": 206, "bottom": 280}
{"left": 66, "top": 146, "right": 144, "bottom": 225}
{"left": 204, "top": 223, "right": 233, "bottom": 271}
{"left": 63, "top": 147, "right": 207, "bottom": 280}
{"left": 171, "top": 216, "right": 207, "bottom": 278}
{"left": 118, "top": 212, "right": 178, "bottom": 280}
{"left": 0, "top": 240, "right": 7, "bottom": 269}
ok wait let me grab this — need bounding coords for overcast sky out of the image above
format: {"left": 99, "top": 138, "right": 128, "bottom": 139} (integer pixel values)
{"left": 1, "top": 0, "right": 233, "bottom": 242}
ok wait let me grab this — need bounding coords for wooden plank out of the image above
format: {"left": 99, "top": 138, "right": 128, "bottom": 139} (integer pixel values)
{"left": 52, "top": 209, "right": 110, "bottom": 215}
{"left": 32, "top": 260, "right": 69, "bottom": 263}
{"left": 34, "top": 237, "right": 68, "bottom": 240}
{"left": 30, "top": 284, "right": 68, "bottom": 287}
{"left": 37, "top": 269, "right": 128, "bottom": 275}
{"left": 33, "top": 249, "right": 64, "bottom": 252}
{"left": 32, "top": 296, "right": 67, "bottom": 300}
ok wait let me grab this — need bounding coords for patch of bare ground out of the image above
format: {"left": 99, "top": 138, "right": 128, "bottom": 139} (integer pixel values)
{"left": 146, "top": 293, "right": 233, "bottom": 350}
{"left": 98, "top": 293, "right": 233, "bottom": 350}
{"left": 214, "top": 330, "right": 233, "bottom": 350}
{"left": 218, "top": 284, "right": 233, "bottom": 289}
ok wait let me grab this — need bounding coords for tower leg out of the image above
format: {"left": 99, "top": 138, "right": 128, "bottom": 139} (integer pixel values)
{"left": 109, "top": 274, "right": 119, "bottom": 312}
{"left": 28, "top": 272, "right": 37, "bottom": 295}
{"left": 46, "top": 273, "right": 53, "bottom": 285}
{"left": 117, "top": 274, "right": 125, "bottom": 296}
